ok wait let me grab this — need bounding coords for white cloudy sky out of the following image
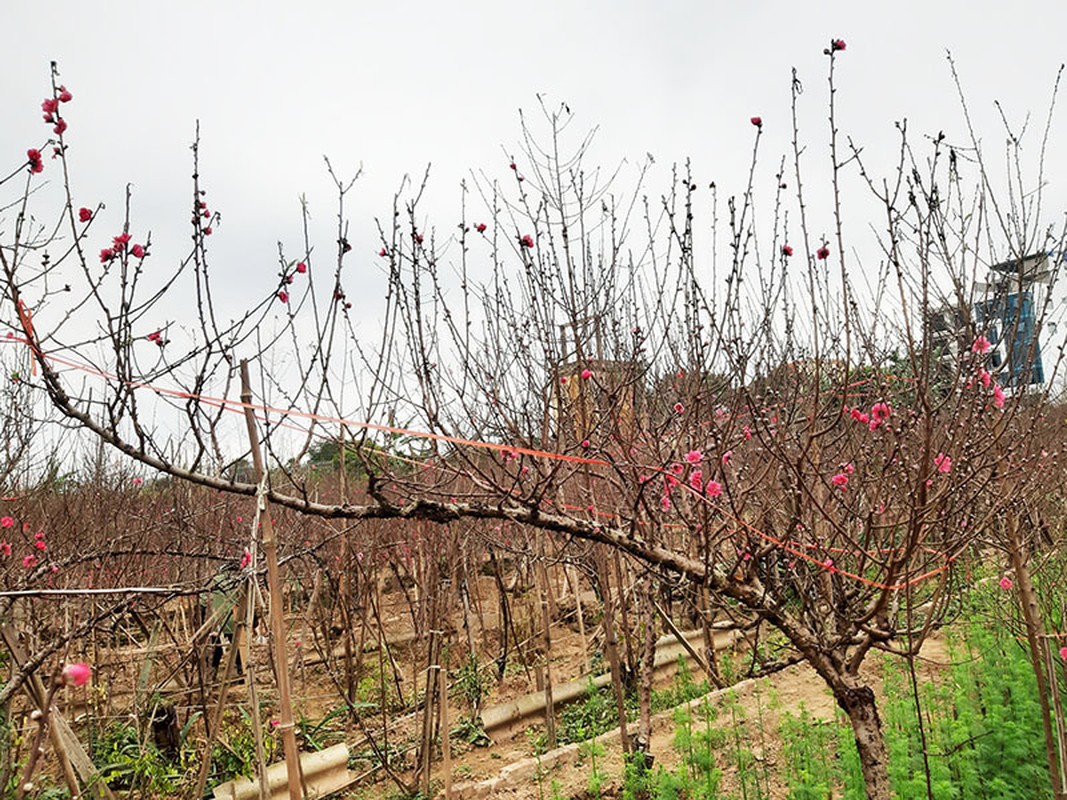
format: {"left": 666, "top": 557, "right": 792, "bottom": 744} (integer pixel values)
{"left": 3, "top": 0, "right": 1067, "bottom": 404}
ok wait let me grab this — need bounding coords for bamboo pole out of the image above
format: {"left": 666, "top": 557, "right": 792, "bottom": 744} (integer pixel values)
{"left": 536, "top": 550, "right": 557, "bottom": 749}
{"left": 439, "top": 662, "right": 453, "bottom": 800}
{"left": 240, "top": 360, "right": 303, "bottom": 800}
{"left": 191, "top": 584, "right": 249, "bottom": 800}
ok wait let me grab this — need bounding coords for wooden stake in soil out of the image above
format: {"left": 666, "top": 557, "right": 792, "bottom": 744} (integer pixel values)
{"left": 240, "top": 360, "right": 303, "bottom": 800}
{"left": 192, "top": 584, "right": 250, "bottom": 800}
{"left": 438, "top": 660, "right": 453, "bottom": 800}
{"left": 595, "top": 546, "right": 630, "bottom": 754}
{"left": 536, "top": 550, "right": 557, "bottom": 749}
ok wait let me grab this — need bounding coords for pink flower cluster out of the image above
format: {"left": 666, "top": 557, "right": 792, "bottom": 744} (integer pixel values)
{"left": 0, "top": 518, "right": 50, "bottom": 569}
{"left": 100, "top": 231, "right": 147, "bottom": 264}
{"left": 848, "top": 401, "right": 891, "bottom": 431}
{"left": 967, "top": 338, "right": 1006, "bottom": 409}
{"left": 41, "top": 86, "right": 72, "bottom": 140}
{"left": 277, "top": 260, "right": 311, "bottom": 304}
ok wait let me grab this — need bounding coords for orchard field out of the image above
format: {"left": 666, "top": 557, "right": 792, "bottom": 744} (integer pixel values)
{"left": 3, "top": 41, "right": 1067, "bottom": 800}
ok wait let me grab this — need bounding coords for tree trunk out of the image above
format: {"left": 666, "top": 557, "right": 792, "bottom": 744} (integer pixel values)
{"left": 835, "top": 682, "right": 892, "bottom": 800}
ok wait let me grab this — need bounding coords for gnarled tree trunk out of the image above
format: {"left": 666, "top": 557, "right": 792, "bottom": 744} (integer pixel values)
{"left": 833, "top": 679, "right": 891, "bottom": 800}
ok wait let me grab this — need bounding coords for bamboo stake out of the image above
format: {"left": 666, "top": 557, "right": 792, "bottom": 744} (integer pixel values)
{"left": 240, "top": 360, "right": 303, "bottom": 800}
{"left": 565, "top": 565, "right": 590, "bottom": 674}
{"left": 191, "top": 584, "right": 250, "bottom": 800}
{"left": 338, "top": 425, "right": 357, "bottom": 706}
{"left": 439, "top": 662, "right": 453, "bottom": 800}
{"left": 536, "top": 551, "right": 557, "bottom": 748}
{"left": 595, "top": 547, "right": 630, "bottom": 754}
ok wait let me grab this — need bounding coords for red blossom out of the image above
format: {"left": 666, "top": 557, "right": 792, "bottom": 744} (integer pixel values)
{"left": 41, "top": 98, "right": 59, "bottom": 115}
{"left": 972, "top": 335, "right": 992, "bottom": 355}
{"left": 57, "top": 86, "right": 73, "bottom": 103}
{"left": 689, "top": 469, "right": 703, "bottom": 491}
{"left": 22, "top": 554, "right": 37, "bottom": 569}
{"left": 27, "top": 149, "right": 43, "bottom": 174}
{"left": 782, "top": 245, "right": 793, "bottom": 257}
{"left": 706, "top": 480, "right": 722, "bottom": 497}
{"left": 63, "top": 662, "right": 90, "bottom": 687}
{"left": 296, "top": 262, "right": 307, "bottom": 274}
{"left": 750, "top": 116, "right": 762, "bottom": 127}
{"left": 934, "top": 452, "right": 952, "bottom": 474}
{"left": 379, "top": 248, "right": 387, "bottom": 257}
{"left": 999, "top": 576, "right": 1013, "bottom": 590}
{"left": 131, "top": 244, "right": 145, "bottom": 259}
{"left": 871, "top": 402, "right": 891, "bottom": 421}
{"left": 113, "top": 232, "right": 131, "bottom": 251}
{"left": 53, "top": 118, "right": 68, "bottom": 136}
{"left": 520, "top": 234, "right": 535, "bottom": 249}
{"left": 673, "top": 402, "right": 685, "bottom": 414}
{"left": 203, "top": 226, "right": 213, "bottom": 236}
{"left": 475, "top": 223, "right": 487, "bottom": 233}
{"left": 100, "top": 248, "right": 115, "bottom": 264}
{"left": 277, "top": 290, "right": 289, "bottom": 303}
{"left": 0, "top": 517, "right": 11, "bottom": 528}
{"left": 816, "top": 245, "right": 830, "bottom": 260}
{"left": 0, "top": 543, "right": 9, "bottom": 556}
{"left": 831, "top": 472, "right": 849, "bottom": 490}
{"left": 78, "top": 207, "right": 93, "bottom": 223}
{"left": 580, "top": 368, "right": 593, "bottom": 380}
{"left": 831, "top": 39, "right": 846, "bottom": 52}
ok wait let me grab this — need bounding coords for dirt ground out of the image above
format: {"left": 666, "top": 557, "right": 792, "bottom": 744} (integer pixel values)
{"left": 59, "top": 573, "right": 952, "bottom": 800}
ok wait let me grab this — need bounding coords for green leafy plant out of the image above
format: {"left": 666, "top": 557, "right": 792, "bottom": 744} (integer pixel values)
{"left": 90, "top": 720, "right": 182, "bottom": 793}
{"left": 296, "top": 706, "right": 347, "bottom": 752}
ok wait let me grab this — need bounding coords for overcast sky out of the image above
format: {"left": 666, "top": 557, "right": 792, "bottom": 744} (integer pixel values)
{"left": 4, "top": 1, "right": 1067, "bottom": 394}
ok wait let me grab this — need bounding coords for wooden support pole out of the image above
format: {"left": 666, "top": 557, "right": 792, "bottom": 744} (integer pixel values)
{"left": 240, "top": 360, "right": 303, "bottom": 800}
{"left": 652, "top": 600, "right": 710, "bottom": 677}
{"left": 439, "top": 663, "right": 453, "bottom": 800}
{"left": 192, "top": 585, "right": 249, "bottom": 800}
